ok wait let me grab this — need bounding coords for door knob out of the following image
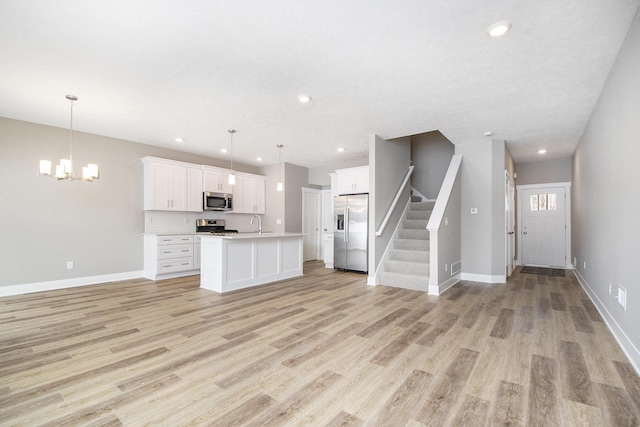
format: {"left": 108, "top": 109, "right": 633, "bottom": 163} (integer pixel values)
{"left": 523, "top": 231, "right": 527, "bottom": 235}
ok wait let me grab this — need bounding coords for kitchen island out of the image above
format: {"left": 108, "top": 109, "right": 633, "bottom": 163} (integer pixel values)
{"left": 199, "top": 232, "right": 304, "bottom": 293}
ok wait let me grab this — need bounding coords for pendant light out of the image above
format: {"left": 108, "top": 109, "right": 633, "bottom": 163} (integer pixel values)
{"left": 38, "top": 95, "right": 99, "bottom": 182}
{"left": 276, "top": 144, "right": 284, "bottom": 191}
{"left": 228, "top": 129, "right": 236, "bottom": 185}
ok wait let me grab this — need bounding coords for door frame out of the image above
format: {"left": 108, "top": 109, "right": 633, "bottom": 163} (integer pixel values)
{"left": 505, "top": 171, "right": 516, "bottom": 278}
{"left": 516, "top": 182, "right": 572, "bottom": 269}
{"left": 301, "top": 187, "right": 322, "bottom": 261}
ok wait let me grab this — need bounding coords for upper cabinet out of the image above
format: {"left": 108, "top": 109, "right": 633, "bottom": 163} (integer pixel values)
{"left": 202, "top": 166, "right": 234, "bottom": 194}
{"left": 234, "top": 173, "right": 266, "bottom": 214}
{"left": 143, "top": 157, "right": 203, "bottom": 212}
{"left": 143, "top": 156, "right": 265, "bottom": 213}
{"left": 336, "top": 166, "right": 369, "bottom": 195}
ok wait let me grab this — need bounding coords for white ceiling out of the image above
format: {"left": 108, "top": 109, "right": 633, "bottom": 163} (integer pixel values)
{"left": 1, "top": 1, "right": 638, "bottom": 168}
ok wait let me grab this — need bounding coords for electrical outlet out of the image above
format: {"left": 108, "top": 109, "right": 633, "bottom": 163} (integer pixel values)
{"left": 617, "top": 286, "right": 627, "bottom": 311}
{"left": 583, "top": 261, "right": 587, "bottom": 270}
{"left": 608, "top": 283, "right": 612, "bottom": 295}
{"left": 470, "top": 208, "right": 478, "bottom": 215}
{"left": 445, "top": 264, "right": 448, "bottom": 272}
{"left": 573, "top": 257, "right": 577, "bottom": 267}
{"left": 444, "top": 217, "right": 449, "bottom": 226}
{"left": 67, "top": 261, "right": 74, "bottom": 269}
{"left": 276, "top": 219, "right": 282, "bottom": 225}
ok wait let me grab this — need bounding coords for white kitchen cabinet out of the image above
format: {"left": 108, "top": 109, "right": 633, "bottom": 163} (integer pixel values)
{"left": 144, "top": 234, "right": 199, "bottom": 280}
{"left": 193, "top": 235, "right": 202, "bottom": 269}
{"left": 336, "top": 166, "right": 369, "bottom": 195}
{"left": 329, "top": 173, "right": 337, "bottom": 197}
{"left": 233, "top": 173, "right": 266, "bottom": 214}
{"left": 143, "top": 157, "right": 202, "bottom": 212}
{"left": 323, "top": 233, "right": 334, "bottom": 268}
{"left": 202, "top": 166, "right": 234, "bottom": 194}
{"left": 321, "top": 189, "right": 333, "bottom": 233}
{"left": 186, "top": 166, "right": 203, "bottom": 212}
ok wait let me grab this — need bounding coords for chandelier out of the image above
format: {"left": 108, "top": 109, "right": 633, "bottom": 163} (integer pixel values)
{"left": 38, "top": 95, "right": 99, "bottom": 181}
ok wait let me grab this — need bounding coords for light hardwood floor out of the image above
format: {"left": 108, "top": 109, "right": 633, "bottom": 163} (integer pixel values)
{"left": 1, "top": 262, "right": 639, "bottom": 426}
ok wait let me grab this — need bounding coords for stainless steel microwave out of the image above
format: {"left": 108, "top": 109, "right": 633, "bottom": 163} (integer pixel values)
{"left": 203, "top": 191, "right": 233, "bottom": 211}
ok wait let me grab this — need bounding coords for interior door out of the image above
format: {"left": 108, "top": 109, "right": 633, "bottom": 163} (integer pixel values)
{"left": 505, "top": 172, "right": 516, "bottom": 277}
{"left": 302, "top": 188, "right": 321, "bottom": 261}
{"left": 521, "top": 187, "right": 566, "bottom": 267}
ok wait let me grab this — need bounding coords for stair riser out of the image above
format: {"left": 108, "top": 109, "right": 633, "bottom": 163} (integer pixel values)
{"left": 378, "top": 272, "right": 429, "bottom": 291}
{"left": 394, "top": 240, "right": 429, "bottom": 251}
{"left": 410, "top": 202, "right": 435, "bottom": 211}
{"left": 398, "top": 229, "right": 429, "bottom": 240}
{"left": 389, "top": 250, "right": 429, "bottom": 263}
{"left": 406, "top": 211, "right": 430, "bottom": 220}
{"left": 402, "top": 220, "right": 428, "bottom": 229}
{"left": 384, "top": 261, "right": 429, "bottom": 276}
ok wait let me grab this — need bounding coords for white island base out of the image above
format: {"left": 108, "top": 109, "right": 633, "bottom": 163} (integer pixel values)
{"left": 200, "top": 233, "right": 304, "bottom": 293}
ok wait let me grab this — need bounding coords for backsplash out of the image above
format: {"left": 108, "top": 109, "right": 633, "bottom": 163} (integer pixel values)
{"left": 144, "top": 211, "right": 263, "bottom": 234}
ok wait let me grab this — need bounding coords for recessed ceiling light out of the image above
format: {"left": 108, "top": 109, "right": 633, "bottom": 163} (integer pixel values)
{"left": 484, "top": 131, "right": 493, "bottom": 137}
{"left": 256, "top": 157, "right": 263, "bottom": 162}
{"left": 337, "top": 147, "right": 344, "bottom": 152}
{"left": 221, "top": 148, "right": 228, "bottom": 153}
{"left": 298, "top": 94, "right": 312, "bottom": 103}
{"left": 175, "top": 137, "right": 184, "bottom": 143}
{"left": 487, "top": 21, "right": 512, "bottom": 37}
{"left": 538, "top": 149, "right": 547, "bottom": 154}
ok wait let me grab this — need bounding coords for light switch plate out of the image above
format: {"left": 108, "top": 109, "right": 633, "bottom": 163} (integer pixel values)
{"left": 470, "top": 208, "right": 478, "bottom": 215}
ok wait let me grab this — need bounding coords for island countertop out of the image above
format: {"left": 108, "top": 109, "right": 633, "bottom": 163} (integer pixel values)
{"left": 199, "top": 232, "right": 303, "bottom": 240}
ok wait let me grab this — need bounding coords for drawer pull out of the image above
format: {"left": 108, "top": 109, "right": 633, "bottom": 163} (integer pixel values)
{"left": 181, "top": 263, "right": 190, "bottom": 266}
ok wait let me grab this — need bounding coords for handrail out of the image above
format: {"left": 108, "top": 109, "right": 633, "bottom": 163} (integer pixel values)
{"left": 375, "top": 166, "right": 414, "bottom": 237}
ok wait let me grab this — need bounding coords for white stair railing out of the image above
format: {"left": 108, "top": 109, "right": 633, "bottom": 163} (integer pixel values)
{"left": 375, "top": 166, "right": 414, "bottom": 237}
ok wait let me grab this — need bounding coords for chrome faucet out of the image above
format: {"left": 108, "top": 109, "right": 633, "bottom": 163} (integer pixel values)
{"left": 250, "top": 215, "right": 262, "bottom": 234}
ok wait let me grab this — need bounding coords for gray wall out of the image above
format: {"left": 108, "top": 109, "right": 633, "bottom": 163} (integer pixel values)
{"left": 456, "top": 139, "right": 507, "bottom": 280}
{"left": 572, "top": 8, "right": 640, "bottom": 366}
{"left": 410, "top": 131, "right": 455, "bottom": 199}
{"left": 369, "top": 135, "right": 411, "bottom": 278}
{"left": 0, "top": 117, "right": 259, "bottom": 287}
{"left": 515, "top": 157, "right": 572, "bottom": 185}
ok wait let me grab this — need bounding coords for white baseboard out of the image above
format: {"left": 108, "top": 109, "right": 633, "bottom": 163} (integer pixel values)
{"left": 0, "top": 271, "right": 145, "bottom": 297}
{"left": 460, "top": 272, "right": 506, "bottom": 284}
{"left": 573, "top": 269, "right": 640, "bottom": 375}
{"left": 429, "top": 273, "right": 461, "bottom": 295}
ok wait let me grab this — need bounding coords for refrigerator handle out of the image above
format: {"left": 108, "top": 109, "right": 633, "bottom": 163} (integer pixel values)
{"left": 345, "top": 206, "right": 349, "bottom": 243}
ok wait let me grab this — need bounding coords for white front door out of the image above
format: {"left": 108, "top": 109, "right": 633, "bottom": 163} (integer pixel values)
{"left": 302, "top": 188, "right": 321, "bottom": 261}
{"left": 521, "top": 186, "right": 566, "bottom": 267}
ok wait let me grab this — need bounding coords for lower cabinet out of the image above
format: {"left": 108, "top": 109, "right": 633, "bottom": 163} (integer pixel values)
{"left": 323, "top": 233, "right": 334, "bottom": 268}
{"left": 144, "top": 234, "right": 200, "bottom": 280}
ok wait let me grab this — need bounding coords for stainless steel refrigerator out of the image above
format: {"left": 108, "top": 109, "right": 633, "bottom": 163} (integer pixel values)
{"left": 334, "top": 194, "right": 368, "bottom": 273}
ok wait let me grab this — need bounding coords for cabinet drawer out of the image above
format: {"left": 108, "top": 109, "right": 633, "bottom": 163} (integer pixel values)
{"left": 157, "top": 235, "right": 193, "bottom": 245}
{"left": 158, "top": 244, "right": 193, "bottom": 259}
{"left": 158, "top": 257, "right": 194, "bottom": 274}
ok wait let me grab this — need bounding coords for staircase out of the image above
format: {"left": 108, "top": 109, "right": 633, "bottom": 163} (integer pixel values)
{"left": 377, "top": 197, "right": 434, "bottom": 291}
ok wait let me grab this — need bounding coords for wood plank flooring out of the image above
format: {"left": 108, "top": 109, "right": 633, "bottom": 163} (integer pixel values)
{"left": 1, "top": 262, "right": 639, "bottom": 426}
